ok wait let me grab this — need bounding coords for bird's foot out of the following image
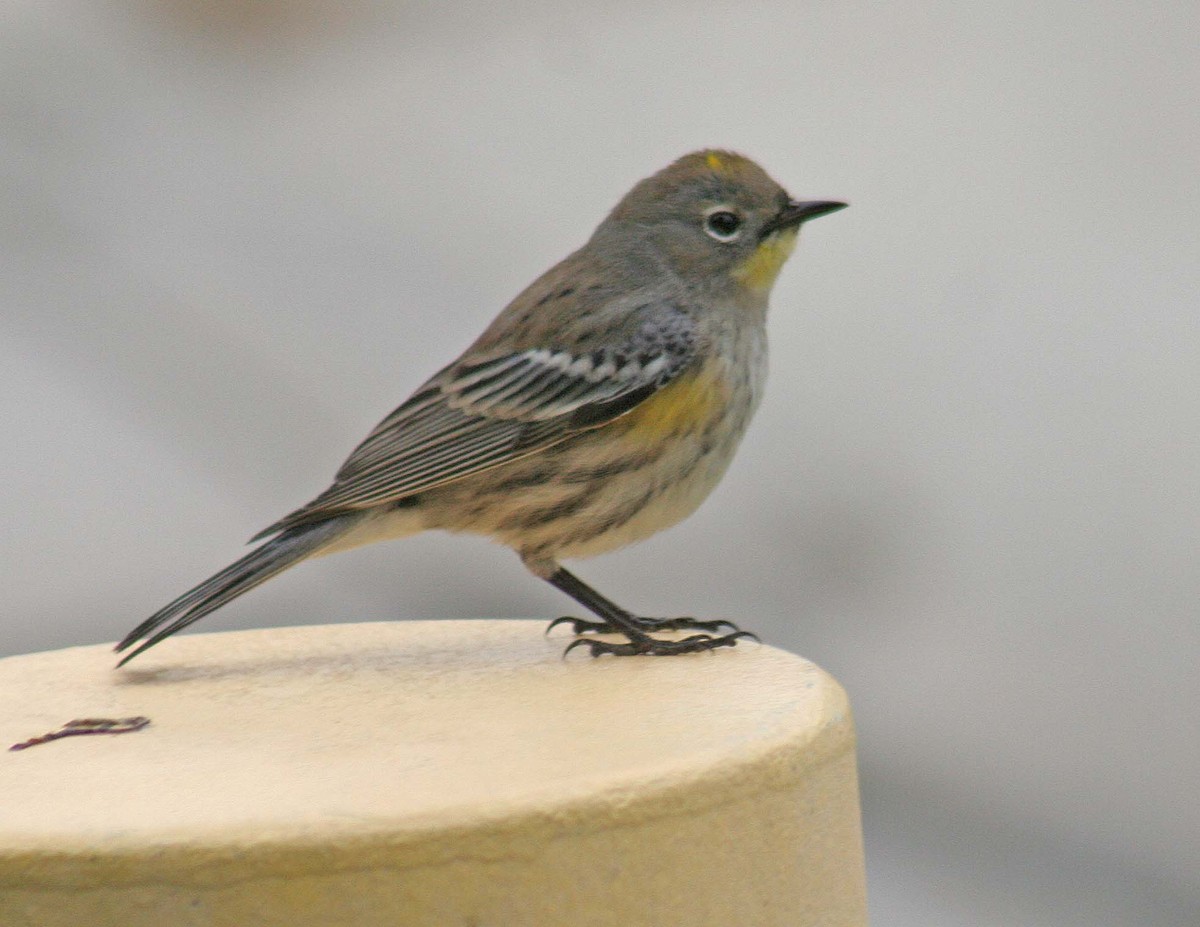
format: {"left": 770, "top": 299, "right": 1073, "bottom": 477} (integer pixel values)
{"left": 545, "top": 615, "right": 741, "bottom": 636}
{"left": 563, "top": 630, "right": 758, "bottom": 658}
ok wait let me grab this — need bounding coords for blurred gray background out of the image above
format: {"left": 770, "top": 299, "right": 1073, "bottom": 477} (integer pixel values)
{"left": 3, "top": 2, "right": 1197, "bottom": 923}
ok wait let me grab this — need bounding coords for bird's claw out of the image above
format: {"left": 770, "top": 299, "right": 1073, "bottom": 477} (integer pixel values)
{"left": 545, "top": 615, "right": 741, "bottom": 636}
{"left": 562, "top": 630, "right": 759, "bottom": 659}
{"left": 545, "top": 615, "right": 604, "bottom": 636}
{"left": 644, "top": 617, "right": 741, "bottom": 634}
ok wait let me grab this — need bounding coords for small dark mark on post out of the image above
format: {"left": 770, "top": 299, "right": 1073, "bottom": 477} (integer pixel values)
{"left": 9, "top": 716, "right": 150, "bottom": 751}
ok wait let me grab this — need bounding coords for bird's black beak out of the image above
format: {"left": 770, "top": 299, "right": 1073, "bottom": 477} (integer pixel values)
{"left": 760, "top": 199, "right": 848, "bottom": 238}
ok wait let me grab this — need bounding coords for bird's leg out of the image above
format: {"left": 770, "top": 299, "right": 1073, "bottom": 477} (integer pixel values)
{"left": 536, "top": 564, "right": 754, "bottom": 657}
{"left": 542, "top": 568, "right": 739, "bottom": 635}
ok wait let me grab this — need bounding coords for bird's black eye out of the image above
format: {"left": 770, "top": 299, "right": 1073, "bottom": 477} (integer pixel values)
{"left": 704, "top": 210, "right": 743, "bottom": 242}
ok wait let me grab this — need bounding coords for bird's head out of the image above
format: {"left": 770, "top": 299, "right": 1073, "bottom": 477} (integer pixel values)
{"left": 594, "top": 149, "right": 846, "bottom": 299}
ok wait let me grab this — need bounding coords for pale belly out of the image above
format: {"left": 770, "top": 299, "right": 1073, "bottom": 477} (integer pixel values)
{"left": 551, "top": 430, "right": 745, "bottom": 559}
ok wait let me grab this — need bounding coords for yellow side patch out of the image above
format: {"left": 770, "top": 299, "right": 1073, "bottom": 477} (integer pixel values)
{"left": 618, "top": 363, "right": 728, "bottom": 440}
{"left": 733, "top": 227, "right": 798, "bottom": 293}
{"left": 705, "top": 152, "right": 726, "bottom": 172}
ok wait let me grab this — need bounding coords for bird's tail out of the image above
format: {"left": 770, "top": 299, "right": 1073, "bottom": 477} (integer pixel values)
{"left": 114, "top": 514, "right": 359, "bottom": 666}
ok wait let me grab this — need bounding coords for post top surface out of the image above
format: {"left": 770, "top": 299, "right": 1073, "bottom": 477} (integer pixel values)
{"left": 0, "top": 620, "right": 851, "bottom": 873}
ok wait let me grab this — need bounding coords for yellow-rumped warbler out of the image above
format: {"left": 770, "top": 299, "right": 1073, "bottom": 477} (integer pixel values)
{"left": 116, "top": 150, "right": 845, "bottom": 664}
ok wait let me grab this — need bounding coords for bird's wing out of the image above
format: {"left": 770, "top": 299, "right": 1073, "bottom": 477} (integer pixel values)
{"left": 254, "top": 306, "right": 697, "bottom": 539}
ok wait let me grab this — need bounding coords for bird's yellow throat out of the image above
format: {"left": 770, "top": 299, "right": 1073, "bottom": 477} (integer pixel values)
{"left": 733, "top": 227, "right": 798, "bottom": 293}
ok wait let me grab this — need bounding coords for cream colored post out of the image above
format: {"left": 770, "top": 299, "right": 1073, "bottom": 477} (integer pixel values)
{"left": 0, "top": 620, "right": 867, "bottom": 926}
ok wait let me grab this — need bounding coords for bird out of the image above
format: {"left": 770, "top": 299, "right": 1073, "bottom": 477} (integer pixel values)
{"left": 115, "top": 150, "right": 845, "bottom": 665}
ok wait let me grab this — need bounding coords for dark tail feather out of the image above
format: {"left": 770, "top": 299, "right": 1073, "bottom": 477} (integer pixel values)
{"left": 114, "top": 515, "right": 358, "bottom": 666}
